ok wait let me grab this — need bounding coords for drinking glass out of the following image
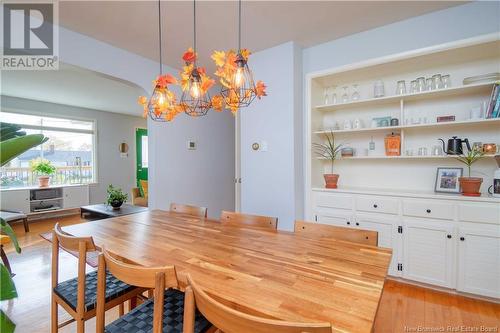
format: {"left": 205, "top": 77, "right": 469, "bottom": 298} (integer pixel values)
{"left": 324, "top": 87, "right": 330, "bottom": 105}
{"left": 416, "top": 77, "right": 426, "bottom": 92}
{"left": 432, "top": 74, "right": 443, "bottom": 89}
{"left": 330, "top": 85, "right": 338, "bottom": 104}
{"left": 409, "top": 80, "right": 418, "bottom": 94}
{"left": 426, "top": 78, "right": 434, "bottom": 90}
{"left": 341, "top": 86, "right": 349, "bottom": 103}
{"left": 396, "top": 80, "right": 406, "bottom": 95}
{"left": 442, "top": 75, "right": 451, "bottom": 88}
{"left": 351, "top": 84, "right": 360, "bottom": 101}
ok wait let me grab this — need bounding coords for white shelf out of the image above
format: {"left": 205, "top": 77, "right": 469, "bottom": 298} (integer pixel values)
{"left": 316, "top": 154, "right": 497, "bottom": 160}
{"left": 315, "top": 82, "right": 495, "bottom": 111}
{"left": 314, "top": 117, "right": 500, "bottom": 135}
{"left": 29, "top": 197, "right": 63, "bottom": 203}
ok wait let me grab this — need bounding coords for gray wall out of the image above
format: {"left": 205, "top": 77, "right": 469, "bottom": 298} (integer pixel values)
{"left": 1, "top": 95, "right": 146, "bottom": 204}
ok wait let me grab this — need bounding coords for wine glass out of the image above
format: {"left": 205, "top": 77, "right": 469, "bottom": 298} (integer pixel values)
{"left": 323, "top": 87, "right": 330, "bottom": 105}
{"left": 341, "top": 86, "right": 349, "bottom": 103}
{"left": 351, "top": 84, "right": 360, "bottom": 101}
{"left": 330, "top": 85, "right": 338, "bottom": 105}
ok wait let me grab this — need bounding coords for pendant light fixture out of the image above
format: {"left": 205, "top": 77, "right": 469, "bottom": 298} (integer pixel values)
{"left": 138, "top": 0, "right": 179, "bottom": 122}
{"left": 179, "top": 0, "right": 214, "bottom": 117}
{"left": 219, "top": 0, "right": 258, "bottom": 110}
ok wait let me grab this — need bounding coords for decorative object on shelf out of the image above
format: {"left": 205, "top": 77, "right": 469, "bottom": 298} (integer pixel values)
{"left": 330, "top": 85, "right": 338, "bottom": 105}
{"left": 442, "top": 74, "right": 451, "bottom": 88}
{"left": 416, "top": 77, "right": 426, "bottom": 92}
{"left": 455, "top": 148, "right": 485, "bottom": 196}
{"left": 482, "top": 143, "right": 497, "bottom": 154}
{"left": 409, "top": 80, "right": 417, "bottom": 93}
{"left": 434, "top": 167, "right": 463, "bottom": 194}
{"left": 323, "top": 87, "right": 330, "bottom": 105}
{"left": 390, "top": 118, "right": 399, "bottom": 126}
{"left": 396, "top": 80, "right": 406, "bottom": 95}
{"left": 351, "top": 84, "right": 360, "bottom": 101}
{"left": 426, "top": 77, "right": 433, "bottom": 91}
{"left": 432, "top": 145, "right": 443, "bottom": 156}
{"left": 106, "top": 184, "right": 128, "bottom": 210}
{"left": 353, "top": 118, "right": 363, "bottom": 129}
{"left": 436, "top": 115, "right": 455, "bottom": 123}
{"left": 312, "top": 131, "right": 343, "bottom": 189}
{"left": 30, "top": 158, "right": 56, "bottom": 187}
{"left": 341, "top": 147, "right": 354, "bottom": 157}
{"left": 417, "top": 147, "right": 428, "bottom": 156}
{"left": 431, "top": 74, "right": 443, "bottom": 90}
{"left": 138, "top": 0, "right": 180, "bottom": 122}
{"left": 472, "top": 142, "right": 482, "bottom": 151}
{"left": 341, "top": 86, "right": 349, "bottom": 103}
{"left": 373, "top": 80, "right": 385, "bottom": 98}
{"left": 372, "top": 116, "right": 392, "bottom": 127}
{"left": 463, "top": 73, "right": 500, "bottom": 85}
{"left": 212, "top": 0, "right": 267, "bottom": 113}
{"left": 488, "top": 155, "right": 500, "bottom": 197}
{"left": 368, "top": 137, "right": 376, "bottom": 156}
{"left": 384, "top": 133, "right": 401, "bottom": 156}
{"left": 485, "top": 82, "right": 500, "bottom": 119}
{"left": 343, "top": 119, "right": 352, "bottom": 130}
{"left": 438, "top": 136, "right": 471, "bottom": 155}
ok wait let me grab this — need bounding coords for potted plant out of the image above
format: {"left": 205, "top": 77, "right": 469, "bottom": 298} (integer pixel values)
{"left": 30, "top": 158, "right": 56, "bottom": 187}
{"left": 455, "top": 148, "right": 485, "bottom": 196}
{"left": 106, "top": 185, "right": 128, "bottom": 209}
{"left": 312, "top": 132, "right": 343, "bottom": 189}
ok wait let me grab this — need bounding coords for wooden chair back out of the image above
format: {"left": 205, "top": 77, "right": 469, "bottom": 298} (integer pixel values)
{"left": 220, "top": 211, "right": 278, "bottom": 230}
{"left": 183, "top": 275, "right": 331, "bottom": 333}
{"left": 294, "top": 220, "right": 378, "bottom": 246}
{"left": 170, "top": 203, "right": 207, "bottom": 218}
{"left": 51, "top": 223, "right": 97, "bottom": 315}
{"left": 96, "top": 248, "right": 179, "bottom": 333}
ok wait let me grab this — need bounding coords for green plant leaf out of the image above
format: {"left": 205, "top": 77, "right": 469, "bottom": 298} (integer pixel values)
{"left": 0, "top": 134, "right": 48, "bottom": 167}
{"left": 0, "top": 310, "right": 15, "bottom": 333}
{"left": 0, "top": 218, "right": 21, "bottom": 254}
{"left": 0, "top": 264, "right": 17, "bottom": 301}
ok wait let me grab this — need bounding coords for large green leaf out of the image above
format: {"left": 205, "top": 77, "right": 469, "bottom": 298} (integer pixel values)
{"left": 0, "top": 219, "right": 20, "bottom": 254}
{"left": 0, "top": 264, "right": 17, "bottom": 301}
{"left": 0, "top": 310, "right": 15, "bottom": 333}
{"left": 0, "top": 134, "right": 48, "bottom": 167}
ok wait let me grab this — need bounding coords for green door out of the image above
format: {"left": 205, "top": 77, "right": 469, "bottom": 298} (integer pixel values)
{"left": 136, "top": 128, "right": 148, "bottom": 186}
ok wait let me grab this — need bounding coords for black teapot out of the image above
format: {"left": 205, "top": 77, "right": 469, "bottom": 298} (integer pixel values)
{"left": 438, "top": 136, "right": 471, "bottom": 155}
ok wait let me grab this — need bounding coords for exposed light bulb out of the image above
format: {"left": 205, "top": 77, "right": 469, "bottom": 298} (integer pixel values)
{"left": 234, "top": 67, "right": 245, "bottom": 88}
{"left": 190, "top": 81, "right": 201, "bottom": 99}
{"left": 157, "top": 92, "right": 165, "bottom": 106}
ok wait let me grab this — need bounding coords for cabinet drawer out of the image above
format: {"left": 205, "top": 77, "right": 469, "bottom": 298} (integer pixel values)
{"left": 403, "top": 200, "right": 454, "bottom": 220}
{"left": 458, "top": 203, "right": 500, "bottom": 224}
{"left": 356, "top": 196, "right": 399, "bottom": 215}
{"left": 315, "top": 193, "right": 353, "bottom": 210}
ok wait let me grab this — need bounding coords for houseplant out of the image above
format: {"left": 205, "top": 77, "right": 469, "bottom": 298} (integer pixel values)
{"left": 455, "top": 148, "right": 485, "bottom": 196}
{"left": 312, "top": 132, "right": 343, "bottom": 189}
{"left": 30, "top": 158, "right": 56, "bottom": 187}
{"left": 0, "top": 122, "right": 48, "bottom": 332}
{"left": 106, "top": 185, "right": 128, "bottom": 209}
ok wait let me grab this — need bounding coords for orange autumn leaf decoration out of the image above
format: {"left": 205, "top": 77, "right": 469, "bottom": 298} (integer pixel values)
{"left": 211, "top": 95, "right": 224, "bottom": 112}
{"left": 255, "top": 80, "right": 267, "bottom": 99}
{"left": 155, "top": 74, "right": 177, "bottom": 88}
{"left": 182, "top": 47, "right": 197, "bottom": 64}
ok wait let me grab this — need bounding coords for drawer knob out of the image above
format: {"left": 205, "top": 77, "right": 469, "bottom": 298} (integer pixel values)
{"left": 373, "top": 204, "right": 378, "bottom": 208}
{"left": 426, "top": 209, "right": 431, "bottom": 213}
{"left": 460, "top": 237, "right": 465, "bottom": 241}
{"left": 347, "top": 221, "right": 350, "bottom": 225}
{"left": 447, "top": 235, "right": 452, "bottom": 239}
{"left": 355, "top": 222, "right": 360, "bottom": 226}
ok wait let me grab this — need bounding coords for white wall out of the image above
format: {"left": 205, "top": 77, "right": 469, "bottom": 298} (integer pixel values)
{"left": 1, "top": 95, "right": 146, "bottom": 204}
{"left": 240, "top": 42, "right": 302, "bottom": 231}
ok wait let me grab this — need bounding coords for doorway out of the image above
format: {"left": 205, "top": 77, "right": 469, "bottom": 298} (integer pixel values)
{"left": 136, "top": 128, "right": 148, "bottom": 186}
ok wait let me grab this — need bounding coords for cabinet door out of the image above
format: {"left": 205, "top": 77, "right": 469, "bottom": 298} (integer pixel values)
{"left": 0, "top": 190, "right": 30, "bottom": 213}
{"left": 316, "top": 210, "right": 353, "bottom": 228}
{"left": 457, "top": 226, "right": 500, "bottom": 298}
{"left": 403, "top": 218, "right": 456, "bottom": 288}
{"left": 355, "top": 214, "right": 400, "bottom": 276}
{"left": 63, "top": 186, "right": 89, "bottom": 208}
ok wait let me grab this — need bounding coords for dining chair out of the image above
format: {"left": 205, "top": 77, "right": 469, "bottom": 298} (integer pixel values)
{"left": 220, "top": 211, "right": 278, "bottom": 230}
{"left": 183, "top": 275, "right": 332, "bottom": 333}
{"left": 170, "top": 203, "right": 208, "bottom": 218}
{"left": 51, "top": 223, "right": 145, "bottom": 333}
{"left": 294, "top": 220, "right": 378, "bottom": 246}
{"left": 96, "top": 248, "right": 212, "bottom": 333}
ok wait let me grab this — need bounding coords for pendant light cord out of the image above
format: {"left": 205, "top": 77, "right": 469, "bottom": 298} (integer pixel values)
{"left": 238, "top": 0, "right": 241, "bottom": 51}
{"left": 158, "top": 0, "right": 163, "bottom": 75}
{"left": 193, "top": 0, "right": 197, "bottom": 67}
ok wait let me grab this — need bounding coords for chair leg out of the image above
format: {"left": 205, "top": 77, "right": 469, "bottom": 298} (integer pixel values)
{"left": 23, "top": 218, "right": 29, "bottom": 233}
{"left": 119, "top": 303, "right": 124, "bottom": 316}
{"left": 76, "top": 319, "right": 85, "bottom": 333}
{"left": 51, "top": 298, "right": 58, "bottom": 333}
{"left": 0, "top": 245, "right": 13, "bottom": 276}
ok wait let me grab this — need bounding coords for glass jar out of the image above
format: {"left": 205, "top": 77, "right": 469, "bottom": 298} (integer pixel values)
{"left": 442, "top": 75, "right": 451, "bottom": 88}
{"left": 396, "top": 80, "right": 406, "bottom": 95}
{"left": 432, "top": 74, "right": 443, "bottom": 89}
{"left": 416, "top": 77, "right": 426, "bottom": 92}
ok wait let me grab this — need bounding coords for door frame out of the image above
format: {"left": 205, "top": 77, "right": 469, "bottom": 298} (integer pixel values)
{"left": 135, "top": 127, "right": 148, "bottom": 187}
{"left": 235, "top": 113, "right": 241, "bottom": 212}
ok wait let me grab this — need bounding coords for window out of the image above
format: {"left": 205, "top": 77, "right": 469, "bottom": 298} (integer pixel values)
{"left": 0, "top": 112, "right": 96, "bottom": 188}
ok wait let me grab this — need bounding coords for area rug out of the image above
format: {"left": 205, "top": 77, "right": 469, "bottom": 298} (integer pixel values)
{"left": 39, "top": 231, "right": 99, "bottom": 267}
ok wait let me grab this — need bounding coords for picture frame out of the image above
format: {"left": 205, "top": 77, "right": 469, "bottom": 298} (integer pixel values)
{"left": 434, "top": 167, "right": 463, "bottom": 193}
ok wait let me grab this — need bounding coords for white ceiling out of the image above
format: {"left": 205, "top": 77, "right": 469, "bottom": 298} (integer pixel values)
{"left": 59, "top": 1, "right": 464, "bottom": 74}
{"left": 1, "top": 63, "right": 146, "bottom": 116}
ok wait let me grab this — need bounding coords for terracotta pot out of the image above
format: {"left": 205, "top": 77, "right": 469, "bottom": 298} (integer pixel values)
{"left": 459, "top": 177, "right": 482, "bottom": 196}
{"left": 38, "top": 176, "right": 50, "bottom": 187}
{"left": 324, "top": 174, "right": 339, "bottom": 189}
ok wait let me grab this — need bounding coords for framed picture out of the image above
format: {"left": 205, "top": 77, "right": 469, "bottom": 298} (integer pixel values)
{"left": 435, "top": 167, "right": 463, "bottom": 193}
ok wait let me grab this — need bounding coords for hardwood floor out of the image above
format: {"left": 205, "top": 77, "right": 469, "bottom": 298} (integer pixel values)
{"left": 1, "top": 214, "right": 499, "bottom": 333}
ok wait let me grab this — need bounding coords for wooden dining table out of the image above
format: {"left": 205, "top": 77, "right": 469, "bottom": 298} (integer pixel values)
{"left": 63, "top": 209, "right": 392, "bottom": 333}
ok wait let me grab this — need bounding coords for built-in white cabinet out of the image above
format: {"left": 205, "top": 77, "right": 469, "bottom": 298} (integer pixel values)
{"left": 457, "top": 225, "right": 500, "bottom": 298}
{"left": 0, "top": 189, "right": 30, "bottom": 213}
{"left": 63, "top": 185, "right": 89, "bottom": 209}
{"left": 403, "top": 218, "right": 456, "bottom": 288}
{"left": 311, "top": 189, "right": 500, "bottom": 299}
